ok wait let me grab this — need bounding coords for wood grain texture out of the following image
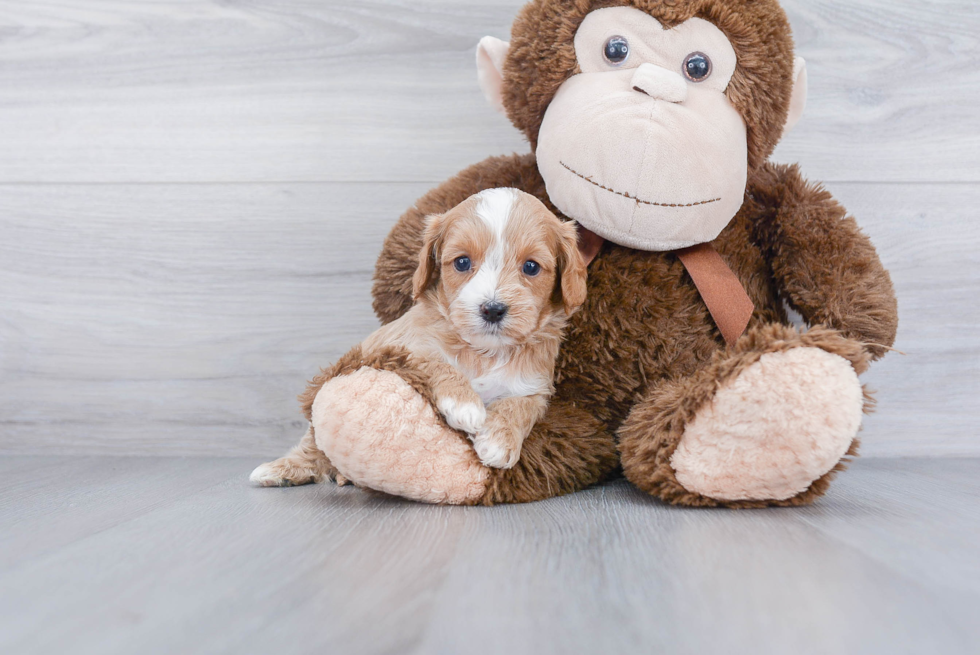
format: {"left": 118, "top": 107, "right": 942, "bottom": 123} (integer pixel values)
{"left": 0, "top": 456, "right": 977, "bottom": 655}
{"left": 0, "top": 0, "right": 977, "bottom": 184}
{"left": 0, "top": 183, "right": 418, "bottom": 455}
{"left": 828, "top": 182, "right": 980, "bottom": 457}
{"left": 0, "top": 0, "right": 977, "bottom": 457}
{"left": 1, "top": 181, "right": 978, "bottom": 456}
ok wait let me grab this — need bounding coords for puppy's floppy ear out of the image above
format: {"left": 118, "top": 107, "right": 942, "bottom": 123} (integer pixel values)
{"left": 554, "top": 219, "right": 588, "bottom": 315}
{"left": 412, "top": 213, "right": 446, "bottom": 301}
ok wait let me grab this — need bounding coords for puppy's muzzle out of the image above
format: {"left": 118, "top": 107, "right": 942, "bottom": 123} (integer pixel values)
{"left": 480, "top": 301, "right": 508, "bottom": 325}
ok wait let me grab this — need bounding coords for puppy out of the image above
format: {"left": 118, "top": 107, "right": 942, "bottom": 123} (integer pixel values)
{"left": 251, "top": 187, "right": 587, "bottom": 486}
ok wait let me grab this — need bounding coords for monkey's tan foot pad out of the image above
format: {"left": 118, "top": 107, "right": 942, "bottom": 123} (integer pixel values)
{"left": 670, "top": 347, "right": 863, "bottom": 502}
{"left": 311, "top": 367, "right": 489, "bottom": 504}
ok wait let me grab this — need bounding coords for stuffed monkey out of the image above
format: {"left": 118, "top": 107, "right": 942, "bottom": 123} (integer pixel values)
{"left": 255, "top": 0, "right": 898, "bottom": 507}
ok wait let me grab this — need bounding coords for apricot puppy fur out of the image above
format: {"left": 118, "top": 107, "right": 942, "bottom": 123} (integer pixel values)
{"left": 251, "top": 187, "right": 587, "bottom": 485}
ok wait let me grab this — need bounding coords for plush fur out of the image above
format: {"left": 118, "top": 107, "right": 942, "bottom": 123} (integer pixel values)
{"left": 364, "top": 152, "right": 895, "bottom": 506}
{"left": 669, "top": 346, "right": 863, "bottom": 501}
{"left": 267, "top": 0, "right": 898, "bottom": 507}
{"left": 313, "top": 367, "right": 490, "bottom": 504}
{"left": 618, "top": 324, "right": 873, "bottom": 507}
{"left": 296, "top": 346, "right": 620, "bottom": 506}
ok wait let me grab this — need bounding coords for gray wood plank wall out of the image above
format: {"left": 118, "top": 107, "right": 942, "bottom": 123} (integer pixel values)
{"left": 1, "top": 0, "right": 978, "bottom": 457}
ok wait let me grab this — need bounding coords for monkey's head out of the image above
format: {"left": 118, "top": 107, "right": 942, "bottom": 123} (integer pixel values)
{"left": 477, "top": 0, "right": 807, "bottom": 251}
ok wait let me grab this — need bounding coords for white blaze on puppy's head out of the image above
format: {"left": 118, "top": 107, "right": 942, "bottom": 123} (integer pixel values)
{"left": 412, "top": 188, "right": 587, "bottom": 350}
{"left": 475, "top": 187, "right": 518, "bottom": 239}
{"left": 453, "top": 188, "right": 516, "bottom": 340}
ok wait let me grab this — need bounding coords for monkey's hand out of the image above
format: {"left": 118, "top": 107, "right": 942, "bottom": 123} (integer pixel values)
{"left": 749, "top": 163, "right": 898, "bottom": 359}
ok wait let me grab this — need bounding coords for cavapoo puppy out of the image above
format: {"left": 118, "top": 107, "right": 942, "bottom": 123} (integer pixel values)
{"left": 251, "top": 187, "right": 587, "bottom": 487}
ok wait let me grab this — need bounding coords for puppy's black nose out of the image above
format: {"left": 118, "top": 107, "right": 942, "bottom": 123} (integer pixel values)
{"left": 480, "top": 301, "right": 508, "bottom": 324}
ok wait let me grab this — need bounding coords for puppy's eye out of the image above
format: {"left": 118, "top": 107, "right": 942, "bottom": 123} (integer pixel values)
{"left": 522, "top": 260, "right": 541, "bottom": 276}
{"left": 683, "top": 52, "right": 712, "bottom": 82}
{"left": 453, "top": 256, "right": 471, "bottom": 272}
{"left": 602, "top": 36, "right": 629, "bottom": 66}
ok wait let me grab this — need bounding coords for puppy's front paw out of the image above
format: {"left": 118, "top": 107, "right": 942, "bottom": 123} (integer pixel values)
{"left": 471, "top": 429, "right": 521, "bottom": 469}
{"left": 438, "top": 396, "right": 486, "bottom": 434}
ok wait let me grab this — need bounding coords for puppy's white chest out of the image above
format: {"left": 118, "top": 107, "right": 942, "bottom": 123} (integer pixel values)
{"left": 469, "top": 368, "right": 544, "bottom": 405}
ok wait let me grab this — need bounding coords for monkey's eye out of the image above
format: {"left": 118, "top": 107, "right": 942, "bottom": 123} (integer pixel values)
{"left": 602, "top": 36, "right": 630, "bottom": 66}
{"left": 522, "top": 260, "right": 541, "bottom": 276}
{"left": 453, "top": 256, "right": 472, "bottom": 272}
{"left": 683, "top": 52, "right": 712, "bottom": 82}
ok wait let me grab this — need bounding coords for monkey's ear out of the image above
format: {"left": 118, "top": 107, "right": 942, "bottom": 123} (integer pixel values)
{"left": 476, "top": 36, "right": 510, "bottom": 114}
{"left": 783, "top": 56, "right": 808, "bottom": 136}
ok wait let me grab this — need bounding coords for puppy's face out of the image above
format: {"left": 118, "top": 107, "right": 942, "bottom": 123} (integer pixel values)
{"left": 413, "top": 188, "right": 587, "bottom": 350}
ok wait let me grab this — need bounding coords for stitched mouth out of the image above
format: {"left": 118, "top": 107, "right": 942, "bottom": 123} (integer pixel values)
{"left": 560, "top": 162, "right": 721, "bottom": 208}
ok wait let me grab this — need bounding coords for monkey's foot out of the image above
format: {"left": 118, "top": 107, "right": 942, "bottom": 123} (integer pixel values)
{"left": 619, "top": 325, "right": 870, "bottom": 506}
{"left": 311, "top": 367, "right": 489, "bottom": 505}
{"left": 671, "top": 346, "right": 862, "bottom": 501}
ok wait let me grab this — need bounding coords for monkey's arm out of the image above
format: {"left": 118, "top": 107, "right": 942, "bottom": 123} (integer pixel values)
{"left": 372, "top": 153, "right": 546, "bottom": 324}
{"left": 749, "top": 163, "right": 898, "bottom": 360}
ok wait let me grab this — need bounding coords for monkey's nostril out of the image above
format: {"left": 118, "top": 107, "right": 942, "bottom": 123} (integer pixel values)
{"left": 480, "top": 301, "right": 508, "bottom": 325}
{"left": 632, "top": 85, "right": 650, "bottom": 97}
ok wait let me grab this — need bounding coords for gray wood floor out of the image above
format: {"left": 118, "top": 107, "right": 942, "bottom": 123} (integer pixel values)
{"left": 1, "top": 456, "right": 978, "bottom": 655}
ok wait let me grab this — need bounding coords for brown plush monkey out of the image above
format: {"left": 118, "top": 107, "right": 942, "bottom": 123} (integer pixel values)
{"left": 256, "top": 0, "right": 898, "bottom": 507}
